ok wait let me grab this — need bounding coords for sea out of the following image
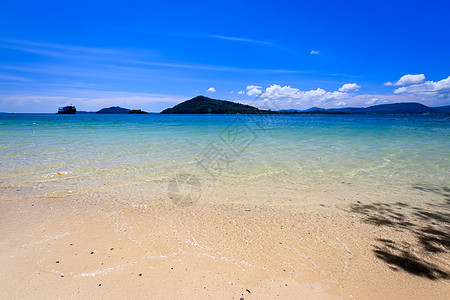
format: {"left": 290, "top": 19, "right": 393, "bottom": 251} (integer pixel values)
{"left": 0, "top": 113, "right": 449, "bottom": 209}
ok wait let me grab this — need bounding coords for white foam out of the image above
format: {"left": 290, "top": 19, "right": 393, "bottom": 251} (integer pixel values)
{"left": 28, "top": 232, "right": 69, "bottom": 245}
{"left": 74, "top": 261, "right": 136, "bottom": 277}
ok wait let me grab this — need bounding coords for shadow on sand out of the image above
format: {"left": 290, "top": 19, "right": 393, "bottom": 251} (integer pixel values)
{"left": 350, "top": 184, "right": 450, "bottom": 280}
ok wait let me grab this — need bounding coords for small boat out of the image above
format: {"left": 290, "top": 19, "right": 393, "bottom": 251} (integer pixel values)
{"left": 58, "top": 105, "right": 77, "bottom": 114}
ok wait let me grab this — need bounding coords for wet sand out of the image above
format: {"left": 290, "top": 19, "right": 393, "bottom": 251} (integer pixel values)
{"left": 1, "top": 184, "right": 449, "bottom": 299}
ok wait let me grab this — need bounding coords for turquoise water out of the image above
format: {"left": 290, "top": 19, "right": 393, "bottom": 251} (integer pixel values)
{"left": 0, "top": 113, "right": 449, "bottom": 205}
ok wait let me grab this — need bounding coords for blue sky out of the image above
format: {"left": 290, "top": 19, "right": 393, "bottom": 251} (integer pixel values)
{"left": 0, "top": 0, "right": 449, "bottom": 112}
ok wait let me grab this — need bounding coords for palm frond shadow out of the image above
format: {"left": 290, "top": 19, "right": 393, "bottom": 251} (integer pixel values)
{"left": 349, "top": 184, "right": 450, "bottom": 280}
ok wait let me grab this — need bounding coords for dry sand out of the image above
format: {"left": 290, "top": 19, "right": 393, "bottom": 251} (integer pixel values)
{"left": 1, "top": 184, "right": 449, "bottom": 299}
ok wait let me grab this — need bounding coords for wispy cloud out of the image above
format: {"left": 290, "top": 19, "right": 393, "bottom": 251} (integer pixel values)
{"left": 120, "top": 28, "right": 274, "bottom": 46}
{"left": 0, "top": 39, "right": 135, "bottom": 63}
{"left": 0, "top": 74, "right": 28, "bottom": 82}
{"left": 122, "top": 29, "right": 308, "bottom": 59}
{"left": 0, "top": 39, "right": 125, "bottom": 56}
{"left": 0, "top": 39, "right": 308, "bottom": 76}
{"left": 121, "top": 59, "right": 303, "bottom": 74}
{"left": 208, "top": 34, "right": 272, "bottom": 45}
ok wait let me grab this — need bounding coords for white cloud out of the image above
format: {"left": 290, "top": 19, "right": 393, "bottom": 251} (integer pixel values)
{"left": 235, "top": 77, "right": 450, "bottom": 110}
{"left": 237, "top": 90, "right": 245, "bottom": 94}
{"left": 393, "top": 74, "right": 426, "bottom": 86}
{"left": 384, "top": 81, "right": 394, "bottom": 86}
{"left": 339, "top": 83, "right": 360, "bottom": 92}
{"left": 310, "top": 50, "right": 320, "bottom": 55}
{"left": 206, "top": 87, "right": 216, "bottom": 93}
{"left": 263, "top": 84, "right": 301, "bottom": 99}
{"left": 229, "top": 91, "right": 234, "bottom": 94}
{"left": 246, "top": 85, "right": 263, "bottom": 96}
{"left": 393, "top": 75, "right": 450, "bottom": 97}
{"left": 261, "top": 84, "right": 348, "bottom": 105}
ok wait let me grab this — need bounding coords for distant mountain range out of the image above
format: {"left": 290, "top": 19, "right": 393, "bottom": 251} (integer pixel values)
{"left": 161, "top": 96, "right": 450, "bottom": 115}
{"left": 330, "top": 103, "right": 450, "bottom": 114}
{"left": 281, "top": 103, "right": 450, "bottom": 114}
{"left": 280, "top": 107, "right": 327, "bottom": 113}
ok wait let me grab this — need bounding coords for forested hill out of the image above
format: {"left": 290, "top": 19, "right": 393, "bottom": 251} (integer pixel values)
{"left": 160, "top": 96, "right": 265, "bottom": 114}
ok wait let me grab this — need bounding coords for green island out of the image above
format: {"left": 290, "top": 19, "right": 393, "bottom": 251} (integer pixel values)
{"left": 128, "top": 109, "right": 148, "bottom": 114}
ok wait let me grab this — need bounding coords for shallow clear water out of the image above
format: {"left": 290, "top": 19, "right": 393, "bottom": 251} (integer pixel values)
{"left": 0, "top": 113, "right": 449, "bottom": 205}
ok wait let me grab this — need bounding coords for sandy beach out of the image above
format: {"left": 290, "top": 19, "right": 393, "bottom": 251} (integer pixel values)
{"left": 1, "top": 180, "right": 449, "bottom": 299}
